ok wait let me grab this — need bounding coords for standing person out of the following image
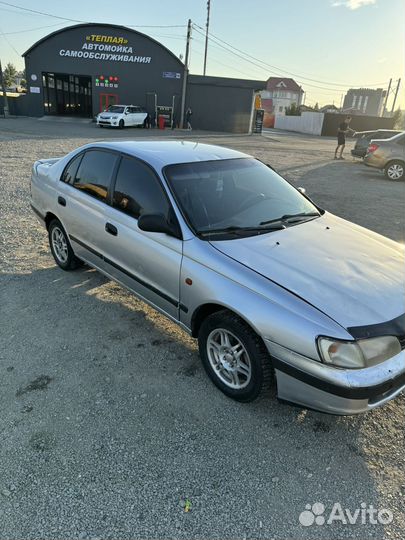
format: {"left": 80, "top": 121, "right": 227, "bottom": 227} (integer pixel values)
{"left": 334, "top": 116, "right": 355, "bottom": 160}
{"left": 171, "top": 110, "right": 177, "bottom": 130}
{"left": 186, "top": 107, "right": 192, "bottom": 130}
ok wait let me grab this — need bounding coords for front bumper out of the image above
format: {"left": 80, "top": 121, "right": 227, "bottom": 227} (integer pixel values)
{"left": 97, "top": 118, "right": 119, "bottom": 127}
{"left": 265, "top": 339, "right": 405, "bottom": 415}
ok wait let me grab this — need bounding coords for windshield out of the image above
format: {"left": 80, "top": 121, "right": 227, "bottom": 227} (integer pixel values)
{"left": 165, "top": 158, "right": 321, "bottom": 237}
{"left": 106, "top": 106, "right": 125, "bottom": 113}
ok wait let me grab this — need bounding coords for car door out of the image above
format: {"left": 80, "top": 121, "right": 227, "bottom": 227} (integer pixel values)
{"left": 124, "top": 106, "right": 133, "bottom": 126}
{"left": 393, "top": 134, "right": 405, "bottom": 158}
{"left": 132, "top": 106, "right": 145, "bottom": 126}
{"left": 100, "top": 154, "right": 183, "bottom": 319}
{"left": 58, "top": 149, "right": 119, "bottom": 271}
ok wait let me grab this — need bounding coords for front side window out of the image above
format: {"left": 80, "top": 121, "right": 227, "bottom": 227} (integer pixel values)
{"left": 112, "top": 156, "right": 169, "bottom": 219}
{"left": 73, "top": 150, "right": 117, "bottom": 201}
{"left": 165, "top": 158, "right": 320, "bottom": 238}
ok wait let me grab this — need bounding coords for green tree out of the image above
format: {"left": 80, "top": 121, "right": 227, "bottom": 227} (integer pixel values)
{"left": 285, "top": 102, "right": 301, "bottom": 116}
{"left": 2, "top": 62, "right": 17, "bottom": 88}
{"left": 392, "top": 107, "right": 403, "bottom": 129}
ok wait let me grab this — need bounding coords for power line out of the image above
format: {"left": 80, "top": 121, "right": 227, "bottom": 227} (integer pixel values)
{"left": 193, "top": 23, "right": 388, "bottom": 90}
{"left": 0, "top": 26, "right": 20, "bottom": 56}
{"left": 192, "top": 36, "right": 267, "bottom": 79}
{"left": 0, "top": 2, "right": 185, "bottom": 28}
{"left": 1, "top": 22, "right": 66, "bottom": 35}
{"left": 0, "top": 1, "right": 84, "bottom": 22}
{"left": 193, "top": 42, "right": 265, "bottom": 79}
{"left": 194, "top": 30, "right": 343, "bottom": 96}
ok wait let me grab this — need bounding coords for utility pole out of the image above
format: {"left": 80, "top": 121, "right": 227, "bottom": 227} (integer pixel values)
{"left": 203, "top": 0, "right": 211, "bottom": 76}
{"left": 339, "top": 94, "right": 343, "bottom": 111}
{"left": 383, "top": 78, "right": 392, "bottom": 116}
{"left": 0, "top": 58, "right": 9, "bottom": 118}
{"left": 180, "top": 19, "right": 192, "bottom": 129}
{"left": 391, "top": 78, "right": 401, "bottom": 114}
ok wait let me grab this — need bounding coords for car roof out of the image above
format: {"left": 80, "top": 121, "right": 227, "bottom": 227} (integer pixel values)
{"left": 83, "top": 140, "right": 250, "bottom": 167}
{"left": 371, "top": 132, "right": 405, "bottom": 143}
{"left": 356, "top": 129, "right": 399, "bottom": 135}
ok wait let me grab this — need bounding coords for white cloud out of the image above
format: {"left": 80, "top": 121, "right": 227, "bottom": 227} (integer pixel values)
{"left": 332, "top": 0, "right": 376, "bottom": 9}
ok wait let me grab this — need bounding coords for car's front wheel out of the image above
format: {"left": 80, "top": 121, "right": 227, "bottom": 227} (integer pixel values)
{"left": 119, "top": 119, "right": 124, "bottom": 129}
{"left": 48, "top": 219, "right": 81, "bottom": 271}
{"left": 385, "top": 161, "right": 405, "bottom": 181}
{"left": 198, "top": 310, "right": 273, "bottom": 402}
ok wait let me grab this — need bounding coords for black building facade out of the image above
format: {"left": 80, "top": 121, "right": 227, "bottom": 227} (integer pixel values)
{"left": 17, "top": 23, "right": 265, "bottom": 133}
{"left": 23, "top": 23, "right": 184, "bottom": 120}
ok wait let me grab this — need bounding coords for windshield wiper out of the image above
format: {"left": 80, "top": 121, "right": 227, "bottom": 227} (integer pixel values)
{"left": 260, "top": 212, "right": 320, "bottom": 226}
{"left": 198, "top": 224, "right": 286, "bottom": 237}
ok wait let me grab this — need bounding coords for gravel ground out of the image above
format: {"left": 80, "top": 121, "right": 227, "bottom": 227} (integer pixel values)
{"left": 0, "top": 118, "right": 404, "bottom": 540}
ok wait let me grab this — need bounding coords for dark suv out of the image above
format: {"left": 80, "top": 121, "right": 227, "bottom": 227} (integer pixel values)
{"left": 352, "top": 129, "right": 401, "bottom": 158}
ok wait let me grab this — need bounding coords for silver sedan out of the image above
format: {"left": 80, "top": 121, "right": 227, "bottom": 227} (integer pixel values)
{"left": 30, "top": 141, "right": 405, "bottom": 415}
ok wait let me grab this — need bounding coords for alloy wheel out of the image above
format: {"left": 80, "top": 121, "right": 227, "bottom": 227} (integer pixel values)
{"left": 206, "top": 328, "right": 252, "bottom": 389}
{"left": 51, "top": 226, "right": 68, "bottom": 264}
{"left": 387, "top": 164, "right": 404, "bottom": 180}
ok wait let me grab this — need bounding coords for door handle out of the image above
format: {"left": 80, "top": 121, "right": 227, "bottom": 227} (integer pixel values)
{"left": 58, "top": 196, "right": 66, "bottom": 207}
{"left": 105, "top": 222, "right": 118, "bottom": 236}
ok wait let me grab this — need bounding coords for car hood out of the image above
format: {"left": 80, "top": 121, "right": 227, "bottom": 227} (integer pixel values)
{"left": 210, "top": 213, "right": 405, "bottom": 330}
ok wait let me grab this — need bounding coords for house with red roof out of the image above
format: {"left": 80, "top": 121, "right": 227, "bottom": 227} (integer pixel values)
{"left": 260, "top": 77, "right": 304, "bottom": 116}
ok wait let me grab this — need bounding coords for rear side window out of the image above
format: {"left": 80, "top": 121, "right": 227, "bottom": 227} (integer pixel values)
{"left": 61, "top": 154, "right": 83, "bottom": 184}
{"left": 74, "top": 150, "right": 118, "bottom": 201}
{"left": 362, "top": 132, "right": 376, "bottom": 140}
{"left": 112, "top": 156, "right": 169, "bottom": 219}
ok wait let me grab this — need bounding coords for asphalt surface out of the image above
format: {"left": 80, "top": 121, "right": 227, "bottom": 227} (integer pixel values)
{"left": 0, "top": 118, "right": 404, "bottom": 540}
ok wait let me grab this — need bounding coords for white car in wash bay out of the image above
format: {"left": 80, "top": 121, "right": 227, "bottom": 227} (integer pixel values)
{"left": 30, "top": 141, "right": 405, "bottom": 415}
{"left": 96, "top": 104, "right": 147, "bottom": 128}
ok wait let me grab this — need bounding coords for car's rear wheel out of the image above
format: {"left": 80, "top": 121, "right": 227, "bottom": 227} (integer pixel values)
{"left": 48, "top": 219, "right": 81, "bottom": 271}
{"left": 385, "top": 161, "right": 405, "bottom": 181}
{"left": 198, "top": 310, "right": 273, "bottom": 402}
{"left": 119, "top": 119, "right": 124, "bottom": 129}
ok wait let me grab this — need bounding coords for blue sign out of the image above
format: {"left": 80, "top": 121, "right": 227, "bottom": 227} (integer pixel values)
{"left": 162, "top": 72, "right": 181, "bottom": 79}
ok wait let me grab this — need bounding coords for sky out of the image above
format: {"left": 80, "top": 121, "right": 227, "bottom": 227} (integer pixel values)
{"left": 0, "top": 0, "right": 403, "bottom": 109}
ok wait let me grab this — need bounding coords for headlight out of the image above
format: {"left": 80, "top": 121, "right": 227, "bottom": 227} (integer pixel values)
{"left": 318, "top": 336, "right": 401, "bottom": 369}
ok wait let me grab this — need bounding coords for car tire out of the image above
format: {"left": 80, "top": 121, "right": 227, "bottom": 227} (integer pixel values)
{"left": 119, "top": 119, "right": 124, "bottom": 129}
{"left": 48, "top": 219, "right": 82, "bottom": 271}
{"left": 384, "top": 161, "right": 405, "bottom": 181}
{"left": 99, "top": 124, "right": 104, "bottom": 128}
{"left": 198, "top": 310, "right": 273, "bottom": 402}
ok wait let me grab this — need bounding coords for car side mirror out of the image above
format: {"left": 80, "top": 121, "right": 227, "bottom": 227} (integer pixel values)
{"left": 297, "top": 187, "right": 306, "bottom": 194}
{"left": 138, "top": 213, "right": 177, "bottom": 236}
